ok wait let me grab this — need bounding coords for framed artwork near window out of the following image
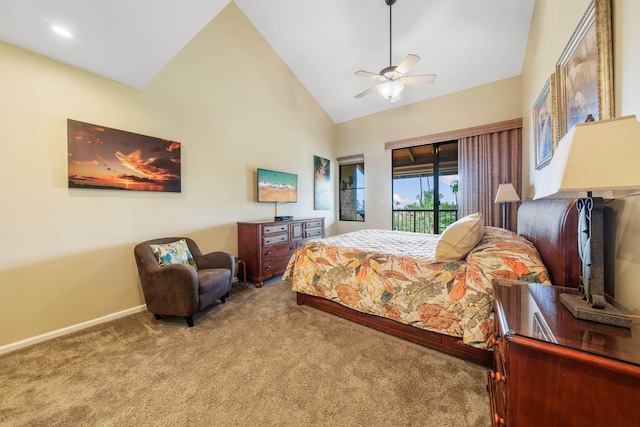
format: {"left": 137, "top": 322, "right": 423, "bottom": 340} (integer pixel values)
{"left": 556, "top": 0, "right": 613, "bottom": 139}
{"left": 533, "top": 77, "right": 555, "bottom": 170}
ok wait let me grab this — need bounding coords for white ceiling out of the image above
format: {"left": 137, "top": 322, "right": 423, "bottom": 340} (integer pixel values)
{"left": 0, "top": 0, "right": 535, "bottom": 124}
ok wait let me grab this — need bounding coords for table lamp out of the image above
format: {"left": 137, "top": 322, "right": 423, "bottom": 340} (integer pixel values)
{"left": 534, "top": 115, "right": 640, "bottom": 327}
{"left": 494, "top": 183, "right": 520, "bottom": 229}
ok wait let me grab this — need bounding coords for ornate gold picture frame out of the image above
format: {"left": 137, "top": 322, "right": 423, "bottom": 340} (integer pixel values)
{"left": 556, "top": 0, "right": 613, "bottom": 140}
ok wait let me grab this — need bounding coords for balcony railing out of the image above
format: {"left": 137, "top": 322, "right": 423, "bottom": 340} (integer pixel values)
{"left": 392, "top": 209, "right": 458, "bottom": 234}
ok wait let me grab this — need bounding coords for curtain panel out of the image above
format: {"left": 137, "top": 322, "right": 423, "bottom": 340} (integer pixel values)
{"left": 459, "top": 128, "right": 522, "bottom": 230}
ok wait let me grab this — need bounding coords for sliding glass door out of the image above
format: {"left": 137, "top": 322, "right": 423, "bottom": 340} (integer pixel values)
{"left": 392, "top": 141, "right": 458, "bottom": 234}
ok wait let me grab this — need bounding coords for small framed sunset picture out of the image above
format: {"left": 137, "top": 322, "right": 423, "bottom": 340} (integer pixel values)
{"left": 67, "top": 119, "right": 181, "bottom": 192}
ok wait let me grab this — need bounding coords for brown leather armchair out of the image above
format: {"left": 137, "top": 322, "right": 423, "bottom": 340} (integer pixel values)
{"left": 134, "top": 237, "right": 235, "bottom": 327}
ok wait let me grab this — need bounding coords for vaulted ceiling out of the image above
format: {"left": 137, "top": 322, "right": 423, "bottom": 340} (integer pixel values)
{"left": 0, "top": 0, "right": 535, "bottom": 123}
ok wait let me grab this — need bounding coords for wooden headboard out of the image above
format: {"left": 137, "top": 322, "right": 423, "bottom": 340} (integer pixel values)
{"left": 517, "top": 198, "right": 580, "bottom": 288}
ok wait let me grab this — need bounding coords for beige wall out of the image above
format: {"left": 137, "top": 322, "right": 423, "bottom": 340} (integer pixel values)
{"left": 0, "top": 3, "right": 335, "bottom": 348}
{"left": 334, "top": 76, "right": 522, "bottom": 234}
{"left": 524, "top": 0, "right": 640, "bottom": 312}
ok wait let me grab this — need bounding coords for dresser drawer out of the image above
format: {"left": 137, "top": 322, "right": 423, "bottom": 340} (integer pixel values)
{"left": 489, "top": 364, "right": 507, "bottom": 422}
{"left": 493, "top": 314, "right": 508, "bottom": 369}
{"left": 261, "top": 257, "right": 291, "bottom": 275}
{"left": 493, "top": 340, "right": 506, "bottom": 380}
{"left": 305, "top": 219, "right": 323, "bottom": 229}
{"left": 488, "top": 371, "right": 506, "bottom": 427}
{"left": 262, "top": 224, "right": 289, "bottom": 235}
{"left": 304, "top": 227, "right": 323, "bottom": 239}
{"left": 262, "top": 242, "right": 296, "bottom": 260}
{"left": 263, "top": 234, "right": 289, "bottom": 246}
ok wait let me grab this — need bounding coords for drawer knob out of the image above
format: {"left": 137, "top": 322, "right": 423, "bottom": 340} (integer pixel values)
{"left": 265, "top": 266, "right": 271, "bottom": 271}
{"left": 266, "top": 251, "right": 272, "bottom": 256}
{"left": 489, "top": 371, "right": 506, "bottom": 383}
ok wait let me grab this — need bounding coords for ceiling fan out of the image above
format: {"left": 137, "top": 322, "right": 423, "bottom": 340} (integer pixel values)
{"left": 354, "top": 0, "right": 436, "bottom": 103}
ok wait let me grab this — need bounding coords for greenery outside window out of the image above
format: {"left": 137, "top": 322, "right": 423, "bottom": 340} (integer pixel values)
{"left": 338, "top": 155, "right": 364, "bottom": 222}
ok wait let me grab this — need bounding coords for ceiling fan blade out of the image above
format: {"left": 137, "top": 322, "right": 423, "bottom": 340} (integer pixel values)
{"left": 401, "top": 74, "right": 437, "bottom": 85}
{"left": 355, "top": 70, "right": 387, "bottom": 82}
{"left": 393, "top": 54, "right": 421, "bottom": 78}
{"left": 354, "top": 86, "right": 379, "bottom": 99}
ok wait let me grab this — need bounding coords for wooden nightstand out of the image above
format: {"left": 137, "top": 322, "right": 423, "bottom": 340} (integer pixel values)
{"left": 489, "top": 280, "right": 640, "bottom": 426}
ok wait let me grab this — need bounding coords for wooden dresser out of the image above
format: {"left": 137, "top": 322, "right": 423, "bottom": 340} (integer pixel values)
{"left": 237, "top": 218, "right": 324, "bottom": 286}
{"left": 489, "top": 280, "right": 640, "bottom": 426}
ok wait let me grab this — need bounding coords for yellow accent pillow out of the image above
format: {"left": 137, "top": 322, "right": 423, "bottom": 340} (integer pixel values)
{"left": 435, "top": 213, "right": 485, "bottom": 262}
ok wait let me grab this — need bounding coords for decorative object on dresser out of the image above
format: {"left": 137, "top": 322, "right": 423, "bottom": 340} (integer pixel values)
{"left": 489, "top": 280, "right": 640, "bottom": 426}
{"left": 535, "top": 115, "right": 640, "bottom": 328}
{"left": 494, "top": 182, "right": 520, "bottom": 229}
{"left": 134, "top": 237, "right": 235, "bottom": 327}
{"left": 237, "top": 218, "right": 324, "bottom": 287}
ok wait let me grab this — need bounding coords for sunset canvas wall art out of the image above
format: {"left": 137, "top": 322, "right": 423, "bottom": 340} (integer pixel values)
{"left": 67, "top": 119, "right": 181, "bottom": 192}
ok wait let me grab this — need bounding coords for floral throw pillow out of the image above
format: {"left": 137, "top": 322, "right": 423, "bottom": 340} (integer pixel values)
{"left": 149, "top": 239, "right": 198, "bottom": 268}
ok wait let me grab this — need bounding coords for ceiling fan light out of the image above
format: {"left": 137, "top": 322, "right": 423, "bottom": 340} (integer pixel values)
{"left": 50, "top": 25, "right": 73, "bottom": 38}
{"left": 377, "top": 80, "right": 404, "bottom": 100}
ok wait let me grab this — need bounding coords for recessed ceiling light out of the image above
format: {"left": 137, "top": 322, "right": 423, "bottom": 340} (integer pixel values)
{"left": 51, "top": 25, "right": 72, "bottom": 38}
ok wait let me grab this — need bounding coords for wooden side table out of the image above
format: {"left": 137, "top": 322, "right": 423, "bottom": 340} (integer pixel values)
{"left": 236, "top": 258, "right": 247, "bottom": 290}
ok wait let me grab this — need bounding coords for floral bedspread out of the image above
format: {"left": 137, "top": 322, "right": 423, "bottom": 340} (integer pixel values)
{"left": 283, "top": 227, "right": 550, "bottom": 349}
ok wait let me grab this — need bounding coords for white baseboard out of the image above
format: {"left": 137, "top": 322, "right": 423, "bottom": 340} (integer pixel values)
{"left": 0, "top": 305, "right": 147, "bottom": 356}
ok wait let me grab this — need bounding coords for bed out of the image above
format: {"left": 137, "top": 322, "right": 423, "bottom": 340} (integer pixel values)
{"left": 283, "top": 199, "right": 579, "bottom": 366}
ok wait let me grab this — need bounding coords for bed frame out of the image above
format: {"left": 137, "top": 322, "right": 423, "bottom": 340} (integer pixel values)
{"left": 295, "top": 198, "right": 580, "bottom": 367}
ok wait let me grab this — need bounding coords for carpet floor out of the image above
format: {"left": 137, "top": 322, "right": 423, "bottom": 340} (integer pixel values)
{"left": 0, "top": 280, "right": 490, "bottom": 426}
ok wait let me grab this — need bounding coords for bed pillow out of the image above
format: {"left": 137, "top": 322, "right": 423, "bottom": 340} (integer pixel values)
{"left": 149, "top": 239, "right": 198, "bottom": 268}
{"left": 435, "top": 212, "right": 484, "bottom": 262}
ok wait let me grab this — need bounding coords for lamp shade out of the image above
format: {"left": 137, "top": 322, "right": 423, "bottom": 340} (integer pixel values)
{"left": 534, "top": 115, "right": 640, "bottom": 199}
{"left": 377, "top": 80, "right": 404, "bottom": 100}
{"left": 495, "top": 183, "right": 520, "bottom": 203}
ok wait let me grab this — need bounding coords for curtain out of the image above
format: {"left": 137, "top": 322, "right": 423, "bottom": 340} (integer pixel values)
{"left": 458, "top": 128, "right": 522, "bottom": 230}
